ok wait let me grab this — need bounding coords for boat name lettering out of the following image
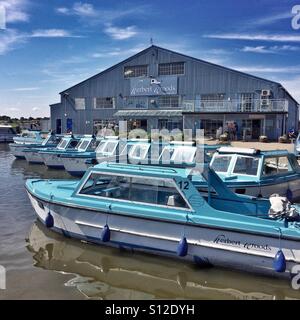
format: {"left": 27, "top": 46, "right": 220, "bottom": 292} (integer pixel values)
{"left": 214, "top": 235, "right": 271, "bottom": 251}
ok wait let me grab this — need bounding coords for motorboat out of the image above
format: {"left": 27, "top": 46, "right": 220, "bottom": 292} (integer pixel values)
{"left": 0, "top": 125, "right": 17, "bottom": 143}
{"left": 26, "top": 162, "right": 300, "bottom": 278}
{"left": 39, "top": 135, "right": 94, "bottom": 169}
{"left": 9, "top": 131, "right": 53, "bottom": 159}
{"left": 61, "top": 138, "right": 153, "bottom": 177}
{"left": 23, "top": 134, "right": 63, "bottom": 164}
{"left": 13, "top": 130, "right": 46, "bottom": 144}
{"left": 193, "top": 147, "right": 300, "bottom": 201}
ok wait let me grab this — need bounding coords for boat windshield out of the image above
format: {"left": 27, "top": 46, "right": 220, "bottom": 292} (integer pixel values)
{"left": 262, "top": 156, "right": 293, "bottom": 176}
{"left": 76, "top": 139, "right": 91, "bottom": 151}
{"left": 210, "top": 155, "right": 232, "bottom": 173}
{"left": 96, "top": 140, "right": 119, "bottom": 156}
{"left": 232, "top": 156, "right": 259, "bottom": 176}
{"left": 78, "top": 172, "right": 190, "bottom": 210}
{"left": 172, "top": 146, "right": 197, "bottom": 163}
{"left": 128, "top": 144, "right": 150, "bottom": 160}
{"left": 57, "top": 138, "right": 69, "bottom": 150}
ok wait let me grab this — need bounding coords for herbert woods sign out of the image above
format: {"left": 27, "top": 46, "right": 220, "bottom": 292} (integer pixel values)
{"left": 130, "top": 76, "right": 178, "bottom": 96}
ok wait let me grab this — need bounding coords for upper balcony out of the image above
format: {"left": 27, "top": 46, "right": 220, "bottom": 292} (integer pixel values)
{"left": 181, "top": 99, "right": 288, "bottom": 113}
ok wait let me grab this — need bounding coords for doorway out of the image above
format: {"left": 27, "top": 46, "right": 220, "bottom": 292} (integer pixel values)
{"left": 252, "top": 119, "right": 261, "bottom": 139}
{"left": 56, "top": 119, "right": 62, "bottom": 134}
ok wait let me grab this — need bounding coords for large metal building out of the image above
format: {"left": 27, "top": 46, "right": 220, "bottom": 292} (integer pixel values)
{"left": 50, "top": 45, "right": 299, "bottom": 140}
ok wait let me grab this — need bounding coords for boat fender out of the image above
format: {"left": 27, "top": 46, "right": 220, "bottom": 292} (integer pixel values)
{"left": 273, "top": 250, "right": 286, "bottom": 273}
{"left": 45, "top": 212, "right": 54, "bottom": 228}
{"left": 177, "top": 236, "right": 188, "bottom": 257}
{"left": 101, "top": 224, "right": 110, "bottom": 242}
{"left": 286, "top": 188, "right": 293, "bottom": 202}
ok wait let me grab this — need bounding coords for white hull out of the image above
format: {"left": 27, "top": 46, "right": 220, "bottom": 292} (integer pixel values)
{"left": 24, "top": 151, "right": 44, "bottom": 164}
{"left": 28, "top": 192, "right": 300, "bottom": 278}
{"left": 61, "top": 157, "right": 90, "bottom": 176}
{"left": 40, "top": 153, "right": 64, "bottom": 168}
{"left": 9, "top": 144, "right": 27, "bottom": 158}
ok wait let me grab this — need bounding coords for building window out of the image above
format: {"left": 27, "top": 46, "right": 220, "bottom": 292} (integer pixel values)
{"left": 158, "top": 62, "right": 184, "bottom": 75}
{"left": 94, "top": 97, "right": 114, "bottom": 109}
{"left": 124, "top": 65, "right": 148, "bottom": 78}
{"left": 74, "top": 98, "right": 86, "bottom": 110}
{"left": 239, "top": 93, "right": 254, "bottom": 112}
{"left": 158, "top": 95, "right": 179, "bottom": 108}
{"left": 200, "top": 119, "right": 223, "bottom": 136}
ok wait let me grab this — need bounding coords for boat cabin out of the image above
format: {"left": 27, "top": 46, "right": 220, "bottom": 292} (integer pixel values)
{"left": 210, "top": 147, "right": 300, "bottom": 181}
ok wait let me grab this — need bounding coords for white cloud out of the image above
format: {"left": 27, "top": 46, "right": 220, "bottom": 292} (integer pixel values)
{"left": 56, "top": 2, "right": 97, "bottom": 17}
{"left": 56, "top": 7, "right": 69, "bottom": 14}
{"left": 241, "top": 46, "right": 271, "bottom": 54}
{"left": 92, "top": 45, "right": 146, "bottom": 58}
{"left": 30, "top": 29, "right": 80, "bottom": 38}
{"left": 230, "top": 65, "right": 300, "bottom": 74}
{"left": 7, "top": 107, "right": 20, "bottom": 111}
{"left": 1, "top": 0, "right": 29, "bottom": 23}
{"left": 10, "top": 87, "right": 39, "bottom": 91}
{"left": 73, "top": 2, "right": 96, "bottom": 17}
{"left": 104, "top": 24, "right": 137, "bottom": 40}
{"left": 0, "top": 28, "right": 24, "bottom": 54}
{"left": 241, "top": 45, "right": 300, "bottom": 54}
{"left": 32, "top": 107, "right": 40, "bottom": 111}
{"left": 204, "top": 33, "right": 300, "bottom": 42}
{"left": 251, "top": 12, "right": 292, "bottom": 26}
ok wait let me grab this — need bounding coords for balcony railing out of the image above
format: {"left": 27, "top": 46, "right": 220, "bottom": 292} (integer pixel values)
{"left": 182, "top": 99, "right": 288, "bottom": 113}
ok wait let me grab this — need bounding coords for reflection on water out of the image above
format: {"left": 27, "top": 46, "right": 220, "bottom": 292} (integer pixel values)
{"left": 1, "top": 143, "right": 300, "bottom": 300}
{"left": 27, "top": 221, "right": 300, "bottom": 300}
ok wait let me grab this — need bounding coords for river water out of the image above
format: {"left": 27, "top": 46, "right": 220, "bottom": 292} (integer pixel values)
{"left": 0, "top": 143, "right": 299, "bottom": 300}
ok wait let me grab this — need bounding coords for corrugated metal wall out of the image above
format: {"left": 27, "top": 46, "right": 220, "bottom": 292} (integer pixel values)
{"left": 50, "top": 46, "right": 298, "bottom": 135}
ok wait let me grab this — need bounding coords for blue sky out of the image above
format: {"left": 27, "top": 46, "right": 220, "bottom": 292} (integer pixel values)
{"left": 0, "top": 0, "right": 300, "bottom": 117}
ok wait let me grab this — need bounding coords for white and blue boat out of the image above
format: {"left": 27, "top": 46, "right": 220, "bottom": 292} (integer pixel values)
{"left": 39, "top": 135, "right": 95, "bottom": 169}
{"left": 61, "top": 138, "right": 154, "bottom": 177}
{"left": 195, "top": 147, "right": 300, "bottom": 201}
{"left": 26, "top": 162, "right": 300, "bottom": 278}
{"left": 13, "top": 130, "right": 46, "bottom": 145}
{"left": 9, "top": 131, "right": 52, "bottom": 159}
{"left": 23, "top": 134, "right": 63, "bottom": 164}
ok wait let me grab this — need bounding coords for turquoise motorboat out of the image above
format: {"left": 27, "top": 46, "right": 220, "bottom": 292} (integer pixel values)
{"left": 13, "top": 130, "right": 46, "bottom": 144}
{"left": 39, "top": 135, "right": 95, "bottom": 169}
{"left": 61, "top": 138, "right": 157, "bottom": 177}
{"left": 193, "top": 147, "right": 300, "bottom": 202}
{"left": 23, "top": 134, "right": 63, "bottom": 164}
{"left": 26, "top": 162, "right": 300, "bottom": 278}
{"left": 9, "top": 131, "right": 54, "bottom": 159}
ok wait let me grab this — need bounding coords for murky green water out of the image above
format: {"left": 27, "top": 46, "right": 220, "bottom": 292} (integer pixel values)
{"left": 0, "top": 143, "right": 299, "bottom": 300}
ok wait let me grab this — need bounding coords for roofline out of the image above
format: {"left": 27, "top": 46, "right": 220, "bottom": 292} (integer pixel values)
{"left": 59, "top": 45, "right": 298, "bottom": 105}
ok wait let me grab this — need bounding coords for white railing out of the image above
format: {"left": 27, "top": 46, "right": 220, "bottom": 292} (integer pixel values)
{"left": 182, "top": 99, "right": 288, "bottom": 113}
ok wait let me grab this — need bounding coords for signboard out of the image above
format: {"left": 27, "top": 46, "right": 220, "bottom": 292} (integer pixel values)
{"left": 130, "top": 76, "right": 177, "bottom": 96}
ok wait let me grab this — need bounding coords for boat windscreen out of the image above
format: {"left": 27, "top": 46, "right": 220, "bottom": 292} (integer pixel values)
{"left": 96, "top": 141, "right": 118, "bottom": 156}
{"left": 232, "top": 156, "right": 259, "bottom": 176}
{"left": 171, "top": 146, "right": 196, "bottom": 163}
{"left": 57, "top": 139, "right": 69, "bottom": 150}
{"left": 210, "top": 155, "right": 232, "bottom": 173}
{"left": 78, "top": 172, "right": 190, "bottom": 210}
{"left": 128, "top": 144, "right": 150, "bottom": 160}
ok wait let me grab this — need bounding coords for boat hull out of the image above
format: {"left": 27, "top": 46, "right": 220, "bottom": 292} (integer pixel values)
{"left": 61, "top": 157, "right": 90, "bottom": 176}
{"left": 24, "top": 151, "right": 44, "bottom": 164}
{"left": 27, "top": 192, "right": 300, "bottom": 278}
{"left": 9, "top": 143, "right": 27, "bottom": 158}
{"left": 40, "top": 153, "right": 65, "bottom": 169}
